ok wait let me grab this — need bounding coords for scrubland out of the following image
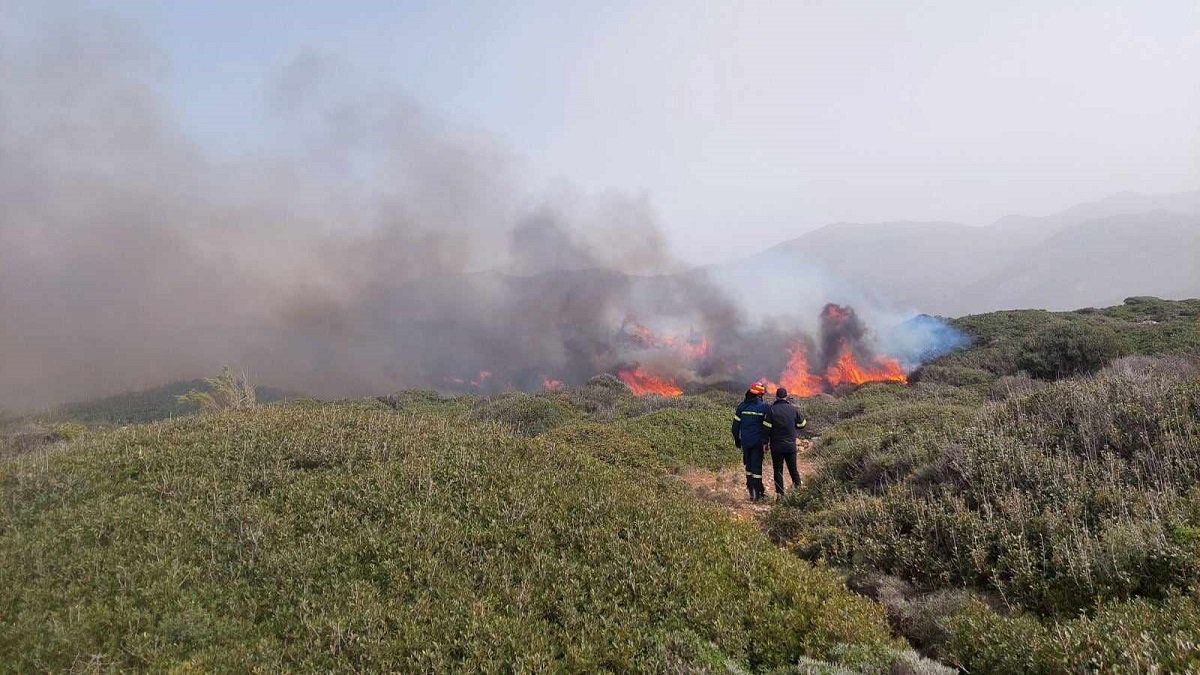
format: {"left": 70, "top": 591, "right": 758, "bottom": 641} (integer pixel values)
{"left": 2, "top": 296, "right": 1198, "bottom": 673}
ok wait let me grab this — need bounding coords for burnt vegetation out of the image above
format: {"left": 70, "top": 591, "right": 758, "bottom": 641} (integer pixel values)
{"left": 2, "top": 296, "right": 1199, "bottom": 672}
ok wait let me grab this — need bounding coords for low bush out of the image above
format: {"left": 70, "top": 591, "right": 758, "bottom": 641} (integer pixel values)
{"left": 910, "top": 364, "right": 996, "bottom": 388}
{"left": 936, "top": 298, "right": 1199, "bottom": 381}
{"left": 771, "top": 356, "right": 1200, "bottom": 616}
{"left": 986, "top": 373, "right": 1045, "bottom": 400}
{"left": 539, "top": 421, "right": 666, "bottom": 474}
{"left": 468, "top": 392, "right": 577, "bottom": 436}
{"left": 616, "top": 392, "right": 714, "bottom": 418}
{"left": 376, "top": 389, "right": 470, "bottom": 415}
{"left": 46, "top": 422, "right": 87, "bottom": 443}
{"left": 0, "top": 423, "right": 52, "bottom": 460}
{"left": 797, "top": 403, "right": 978, "bottom": 496}
{"left": 1105, "top": 296, "right": 1200, "bottom": 323}
{"left": 177, "top": 366, "right": 258, "bottom": 412}
{"left": 0, "top": 403, "right": 899, "bottom": 671}
{"left": 846, "top": 573, "right": 988, "bottom": 656}
{"left": 556, "top": 374, "right": 633, "bottom": 421}
{"left": 1016, "top": 322, "right": 1128, "bottom": 379}
{"left": 939, "top": 594, "right": 1200, "bottom": 674}
{"left": 616, "top": 407, "right": 733, "bottom": 471}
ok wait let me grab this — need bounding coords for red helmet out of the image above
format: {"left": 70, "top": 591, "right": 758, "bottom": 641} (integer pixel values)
{"left": 748, "top": 382, "right": 767, "bottom": 396}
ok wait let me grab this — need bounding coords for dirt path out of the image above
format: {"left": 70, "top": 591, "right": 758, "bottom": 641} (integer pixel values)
{"left": 677, "top": 443, "right": 817, "bottom": 524}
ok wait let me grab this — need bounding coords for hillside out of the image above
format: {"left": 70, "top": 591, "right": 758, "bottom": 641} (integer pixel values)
{"left": 367, "top": 192, "right": 1200, "bottom": 388}
{"left": 989, "top": 189, "right": 1200, "bottom": 243}
{"left": 0, "top": 385, "right": 932, "bottom": 672}
{"left": 769, "top": 296, "right": 1200, "bottom": 672}
{"left": 961, "top": 211, "right": 1200, "bottom": 312}
{"left": 7, "top": 191, "right": 1195, "bottom": 413}
{"left": 755, "top": 220, "right": 1016, "bottom": 312}
{"left": 3, "top": 297, "right": 1198, "bottom": 672}
{"left": 51, "top": 379, "right": 293, "bottom": 425}
{"left": 755, "top": 190, "right": 1200, "bottom": 315}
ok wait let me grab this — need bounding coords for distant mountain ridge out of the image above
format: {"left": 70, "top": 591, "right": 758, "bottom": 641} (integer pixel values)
{"left": 752, "top": 190, "right": 1200, "bottom": 315}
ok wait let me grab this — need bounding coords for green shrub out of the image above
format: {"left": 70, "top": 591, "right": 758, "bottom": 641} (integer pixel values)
{"left": 986, "top": 373, "right": 1045, "bottom": 400}
{"left": 911, "top": 364, "right": 995, "bottom": 388}
{"left": 1016, "top": 322, "right": 1128, "bottom": 379}
{"left": 771, "top": 356, "right": 1200, "bottom": 616}
{"left": 377, "top": 389, "right": 470, "bottom": 413}
{"left": 177, "top": 366, "right": 259, "bottom": 412}
{"left": 557, "top": 374, "right": 634, "bottom": 421}
{"left": 0, "top": 403, "right": 898, "bottom": 671}
{"left": 47, "top": 422, "right": 87, "bottom": 442}
{"left": 616, "top": 392, "right": 715, "bottom": 418}
{"left": 539, "top": 421, "right": 665, "bottom": 473}
{"left": 1106, "top": 296, "right": 1200, "bottom": 323}
{"left": 940, "top": 594, "right": 1200, "bottom": 674}
{"left": 800, "top": 403, "right": 977, "bottom": 495}
{"left": 937, "top": 299, "right": 1200, "bottom": 382}
{"left": 616, "top": 407, "right": 734, "bottom": 471}
{"left": 469, "top": 392, "right": 577, "bottom": 436}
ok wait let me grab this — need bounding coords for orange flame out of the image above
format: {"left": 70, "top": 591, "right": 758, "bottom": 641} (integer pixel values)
{"left": 622, "top": 317, "right": 708, "bottom": 361}
{"left": 618, "top": 366, "right": 683, "bottom": 396}
{"left": 542, "top": 377, "right": 563, "bottom": 390}
{"left": 624, "top": 319, "right": 659, "bottom": 349}
{"left": 779, "top": 345, "right": 825, "bottom": 396}
{"left": 681, "top": 337, "right": 709, "bottom": 359}
{"left": 822, "top": 303, "right": 853, "bottom": 321}
{"left": 824, "top": 344, "right": 907, "bottom": 387}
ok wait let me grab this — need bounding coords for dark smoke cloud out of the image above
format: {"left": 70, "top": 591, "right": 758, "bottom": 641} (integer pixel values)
{"left": 0, "top": 7, "right": 964, "bottom": 411}
{"left": 0, "top": 8, "right": 716, "bottom": 410}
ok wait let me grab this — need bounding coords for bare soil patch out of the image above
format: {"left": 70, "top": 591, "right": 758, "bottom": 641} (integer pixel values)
{"left": 677, "top": 443, "right": 816, "bottom": 524}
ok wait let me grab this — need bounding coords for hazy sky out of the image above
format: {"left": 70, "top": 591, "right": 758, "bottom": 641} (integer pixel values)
{"left": 27, "top": 1, "right": 1200, "bottom": 263}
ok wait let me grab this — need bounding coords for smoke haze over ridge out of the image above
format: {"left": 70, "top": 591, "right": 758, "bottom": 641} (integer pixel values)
{"left": 3, "top": 5, "right": 1192, "bottom": 410}
{"left": 0, "top": 9, "right": 693, "bottom": 409}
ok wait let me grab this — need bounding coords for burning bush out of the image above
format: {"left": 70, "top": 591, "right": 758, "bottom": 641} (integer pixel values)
{"left": 438, "top": 303, "right": 947, "bottom": 401}
{"left": 609, "top": 304, "right": 919, "bottom": 398}
{"left": 616, "top": 365, "right": 684, "bottom": 396}
{"left": 772, "top": 355, "right": 1200, "bottom": 616}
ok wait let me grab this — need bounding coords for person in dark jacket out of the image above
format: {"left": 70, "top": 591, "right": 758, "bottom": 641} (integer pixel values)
{"left": 731, "top": 381, "right": 770, "bottom": 500}
{"left": 763, "top": 387, "right": 809, "bottom": 497}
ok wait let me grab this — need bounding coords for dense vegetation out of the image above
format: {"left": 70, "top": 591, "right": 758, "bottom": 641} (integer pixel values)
{"left": 770, "top": 297, "right": 1200, "bottom": 672}
{"left": 3, "top": 296, "right": 1197, "bottom": 672}
{"left": 1, "top": 383, "right": 929, "bottom": 672}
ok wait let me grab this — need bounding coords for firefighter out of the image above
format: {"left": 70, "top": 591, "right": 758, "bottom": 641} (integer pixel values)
{"left": 763, "top": 387, "right": 809, "bottom": 497}
{"left": 731, "top": 381, "right": 770, "bottom": 500}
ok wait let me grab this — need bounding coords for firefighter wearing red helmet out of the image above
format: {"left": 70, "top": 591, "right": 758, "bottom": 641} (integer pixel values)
{"left": 731, "top": 381, "right": 771, "bottom": 500}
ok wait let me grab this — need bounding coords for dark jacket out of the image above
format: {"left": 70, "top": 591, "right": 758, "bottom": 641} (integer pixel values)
{"left": 764, "top": 398, "right": 808, "bottom": 453}
{"left": 731, "top": 397, "right": 771, "bottom": 449}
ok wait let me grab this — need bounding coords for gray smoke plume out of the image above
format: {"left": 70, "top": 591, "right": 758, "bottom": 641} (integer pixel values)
{"left": 0, "top": 7, "right": 962, "bottom": 411}
{"left": 0, "top": 8, "right": 704, "bottom": 410}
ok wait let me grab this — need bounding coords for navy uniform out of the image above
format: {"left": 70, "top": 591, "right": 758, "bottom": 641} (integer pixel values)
{"left": 763, "top": 387, "right": 809, "bottom": 496}
{"left": 731, "top": 383, "right": 770, "bottom": 500}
